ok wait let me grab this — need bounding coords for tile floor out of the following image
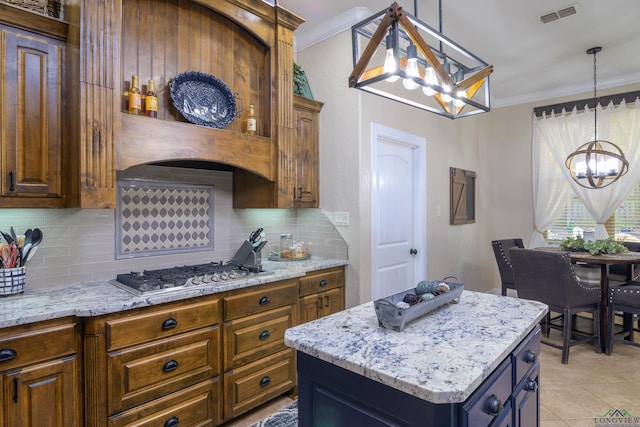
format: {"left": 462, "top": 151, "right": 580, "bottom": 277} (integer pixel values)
{"left": 224, "top": 340, "right": 640, "bottom": 427}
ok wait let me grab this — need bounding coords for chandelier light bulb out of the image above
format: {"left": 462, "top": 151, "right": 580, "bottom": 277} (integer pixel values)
{"left": 440, "top": 84, "right": 453, "bottom": 103}
{"left": 453, "top": 89, "right": 467, "bottom": 107}
{"left": 402, "top": 43, "right": 419, "bottom": 90}
{"left": 422, "top": 66, "right": 437, "bottom": 96}
{"left": 383, "top": 35, "right": 399, "bottom": 82}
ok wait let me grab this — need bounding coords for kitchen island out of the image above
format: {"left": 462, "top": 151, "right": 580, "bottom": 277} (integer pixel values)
{"left": 285, "top": 290, "right": 548, "bottom": 427}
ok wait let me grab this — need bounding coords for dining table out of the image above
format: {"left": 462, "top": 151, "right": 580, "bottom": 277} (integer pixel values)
{"left": 539, "top": 248, "right": 640, "bottom": 352}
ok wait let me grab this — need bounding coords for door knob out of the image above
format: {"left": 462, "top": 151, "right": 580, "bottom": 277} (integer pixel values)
{"left": 410, "top": 248, "right": 418, "bottom": 255}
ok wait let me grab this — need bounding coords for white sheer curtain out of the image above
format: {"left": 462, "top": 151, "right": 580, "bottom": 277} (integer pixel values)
{"left": 532, "top": 98, "right": 640, "bottom": 244}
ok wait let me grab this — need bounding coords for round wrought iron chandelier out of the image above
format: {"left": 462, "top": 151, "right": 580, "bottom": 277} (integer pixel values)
{"left": 565, "top": 47, "right": 629, "bottom": 189}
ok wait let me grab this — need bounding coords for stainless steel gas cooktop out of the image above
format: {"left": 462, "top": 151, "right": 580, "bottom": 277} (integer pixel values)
{"left": 111, "top": 261, "right": 272, "bottom": 295}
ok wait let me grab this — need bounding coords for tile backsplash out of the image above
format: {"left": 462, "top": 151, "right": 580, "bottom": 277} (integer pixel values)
{"left": 0, "top": 166, "right": 347, "bottom": 290}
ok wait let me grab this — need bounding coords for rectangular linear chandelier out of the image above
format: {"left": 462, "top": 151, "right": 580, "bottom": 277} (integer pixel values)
{"left": 349, "top": 1, "right": 493, "bottom": 119}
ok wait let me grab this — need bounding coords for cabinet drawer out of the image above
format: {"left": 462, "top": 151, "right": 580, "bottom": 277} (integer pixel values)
{"left": 108, "top": 327, "right": 220, "bottom": 414}
{"left": 223, "top": 305, "right": 295, "bottom": 370}
{"left": 0, "top": 318, "right": 76, "bottom": 371}
{"left": 109, "top": 378, "right": 220, "bottom": 427}
{"left": 106, "top": 297, "right": 219, "bottom": 351}
{"left": 462, "top": 358, "right": 512, "bottom": 427}
{"left": 299, "top": 268, "right": 344, "bottom": 297}
{"left": 224, "top": 280, "right": 298, "bottom": 321}
{"left": 512, "top": 326, "right": 541, "bottom": 388}
{"left": 223, "top": 349, "right": 296, "bottom": 421}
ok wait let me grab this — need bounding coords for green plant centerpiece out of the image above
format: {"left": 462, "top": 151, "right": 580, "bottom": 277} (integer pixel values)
{"left": 559, "top": 236, "right": 629, "bottom": 255}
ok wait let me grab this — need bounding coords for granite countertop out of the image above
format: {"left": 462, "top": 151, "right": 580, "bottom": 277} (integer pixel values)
{"left": 0, "top": 257, "right": 347, "bottom": 329}
{"left": 285, "top": 290, "right": 548, "bottom": 404}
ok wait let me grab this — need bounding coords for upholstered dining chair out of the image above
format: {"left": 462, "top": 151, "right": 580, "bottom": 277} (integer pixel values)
{"left": 606, "top": 283, "right": 640, "bottom": 355}
{"left": 510, "top": 248, "right": 601, "bottom": 364}
{"left": 491, "top": 238, "right": 525, "bottom": 296}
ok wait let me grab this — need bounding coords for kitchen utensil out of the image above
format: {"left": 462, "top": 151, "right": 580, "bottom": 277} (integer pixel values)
{"left": 24, "top": 229, "right": 32, "bottom": 245}
{"left": 20, "top": 243, "right": 32, "bottom": 267}
{"left": 10, "top": 227, "right": 17, "bottom": 244}
{"left": 0, "top": 231, "right": 13, "bottom": 245}
{"left": 30, "top": 228, "right": 43, "bottom": 247}
{"left": 0, "top": 243, "right": 18, "bottom": 269}
{"left": 25, "top": 246, "right": 38, "bottom": 263}
{"left": 249, "top": 227, "right": 263, "bottom": 244}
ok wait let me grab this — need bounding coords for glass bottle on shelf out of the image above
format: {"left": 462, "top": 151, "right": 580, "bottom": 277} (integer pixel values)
{"left": 245, "top": 104, "right": 256, "bottom": 135}
{"left": 145, "top": 79, "right": 158, "bottom": 118}
{"left": 128, "top": 75, "right": 142, "bottom": 115}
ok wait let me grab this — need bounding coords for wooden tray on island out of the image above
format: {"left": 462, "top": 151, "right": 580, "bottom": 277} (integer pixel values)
{"left": 374, "top": 282, "right": 463, "bottom": 332}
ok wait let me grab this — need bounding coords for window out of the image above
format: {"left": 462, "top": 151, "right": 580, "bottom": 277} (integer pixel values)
{"left": 547, "top": 184, "right": 640, "bottom": 242}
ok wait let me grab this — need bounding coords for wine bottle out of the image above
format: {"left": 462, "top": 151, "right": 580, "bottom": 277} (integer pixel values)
{"left": 128, "top": 75, "right": 142, "bottom": 115}
{"left": 145, "top": 79, "right": 158, "bottom": 118}
{"left": 245, "top": 104, "right": 256, "bottom": 135}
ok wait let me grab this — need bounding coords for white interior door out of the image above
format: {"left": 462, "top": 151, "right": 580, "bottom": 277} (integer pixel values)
{"left": 371, "top": 123, "right": 426, "bottom": 300}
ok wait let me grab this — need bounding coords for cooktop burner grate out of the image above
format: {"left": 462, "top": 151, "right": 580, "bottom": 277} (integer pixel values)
{"left": 112, "top": 261, "right": 269, "bottom": 295}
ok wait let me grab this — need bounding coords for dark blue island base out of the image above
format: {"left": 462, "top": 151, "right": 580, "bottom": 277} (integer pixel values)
{"left": 296, "top": 326, "right": 541, "bottom": 427}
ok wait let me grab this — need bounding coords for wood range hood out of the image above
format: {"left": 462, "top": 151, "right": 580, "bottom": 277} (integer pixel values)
{"left": 69, "top": 0, "right": 306, "bottom": 209}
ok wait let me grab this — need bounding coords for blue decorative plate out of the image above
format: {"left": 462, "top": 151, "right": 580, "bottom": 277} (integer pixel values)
{"left": 170, "top": 71, "right": 238, "bottom": 128}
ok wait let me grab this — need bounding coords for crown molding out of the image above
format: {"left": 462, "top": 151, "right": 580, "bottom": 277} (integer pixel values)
{"left": 293, "top": 7, "right": 371, "bottom": 52}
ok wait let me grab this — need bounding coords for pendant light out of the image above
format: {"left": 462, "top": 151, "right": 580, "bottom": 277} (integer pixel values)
{"left": 565, "top": 47, "right": 629, "bottom": 189}
{"left": 349, "top": 1, "right": 493, "bottom": 119}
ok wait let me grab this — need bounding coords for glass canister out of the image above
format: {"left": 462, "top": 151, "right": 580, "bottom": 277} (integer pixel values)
{"left": 280, "top": 233, "right": 293, "bottom": 259}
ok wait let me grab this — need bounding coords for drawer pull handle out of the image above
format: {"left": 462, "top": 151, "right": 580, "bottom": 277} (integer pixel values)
{"left": 319, "top": 279, "right": 328, "bottom": 288}
{"left": 12, "top": 377, "right": 18, "bottom": 403}
{"left": 259, "top": 296, "right": 270, "bottom": 306}
{"left": 8, "top": 170, "right": 15, "bottom": 192}
{"left": 487, "top": 394, "right": 503, "bottom": 416}
{"left": 162, "top": 318, "right": 178, "bottom": 330}
{"left": 259, "top": 330, "right": 271, "bottom": 340}
{"left": 162, "top": 359, "right": 179, "bottom": 373}
{"left": 260, "top": 376, "right": 271, "bottom": 387}
{"left": 525, "top": 378, "right": 538, "bottom": 392}
{"left": 524, "top": 349, "right": 537, "bottom": 363}
{"left": 0, "top": 349, "right": 17, "bottom": 362}
{"left": 164, "top": 416, "right": 179, "bottom": 427}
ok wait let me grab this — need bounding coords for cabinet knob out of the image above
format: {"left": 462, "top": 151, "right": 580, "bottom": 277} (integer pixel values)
{"left": 259, "top": 296, "right": 270, "bottom": 306}
{"left": 525, "top": 378, "right": 538, "bottom": 392}
{"left": 162, "top": 318, "right": 178, "bottom": 330}
{"left": 162, "top": 359, "right": 179, "bottom": 373}
{"left": 260, "top": 376, "right": 271, "bottom": 387}
{"left": 487, "top": 394, "right": 503, "bottom": 416}
{"left": 259, "top": 330, "right": 271, "bottom": 341}
{"left": 0, "top": 348, "right": 17, "bottom": 362}
{"left": 319, "top": 279, "right": 328, "bottom": 288}
{"left": 524, "top": 349, "right": 537, "bottom": 363}
{"left": 164, "top": 416, "right": 180, "bottom": 427}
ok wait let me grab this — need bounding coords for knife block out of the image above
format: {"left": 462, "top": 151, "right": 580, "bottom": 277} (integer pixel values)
{"left": 230, "top": 240, "right": 264, "bottom": 268}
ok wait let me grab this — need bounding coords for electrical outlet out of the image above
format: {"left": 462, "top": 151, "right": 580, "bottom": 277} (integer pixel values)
{"left": 334, "top": 212, "right": 350, "bottom": 226}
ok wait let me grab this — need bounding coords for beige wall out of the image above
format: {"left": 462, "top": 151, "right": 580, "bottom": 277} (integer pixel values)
{"left": 297, "top": 30, "right": 640, "bottom": 306}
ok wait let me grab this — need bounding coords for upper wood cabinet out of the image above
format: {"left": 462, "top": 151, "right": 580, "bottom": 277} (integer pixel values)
{"left": 0, "top": 7, "right": 67, "bottom": 208}
{"left": 61, "top": 0, "right": 304, "bottom": 208}
{"left": 293, "top": 95, "right": 323, "bottom": 208}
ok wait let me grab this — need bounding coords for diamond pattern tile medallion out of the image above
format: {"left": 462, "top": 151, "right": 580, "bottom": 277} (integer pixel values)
{"left": 116, "top": 181, "right": 214, "bottom": 258}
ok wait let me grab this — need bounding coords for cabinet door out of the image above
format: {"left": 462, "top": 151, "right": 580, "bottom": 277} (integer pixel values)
{"left": 514, "top": 369, "right": 539, "bottom": 427}
{"left": 1, "top": 28, "right": 62, "bottom": 206}
{"left": 319, "top": 287, "right": 344, "bottom": 318}
{"left": 300, "top": 294, "right": 321, "bottom": 324}
{"left": 293, "top": 96, "right": 323, "bottom": 208}
{"left": 300, "top": 288, "right": 344, "bottom": 324}
{"left": 4, "top": 356, "right": 78, "bottom": 427}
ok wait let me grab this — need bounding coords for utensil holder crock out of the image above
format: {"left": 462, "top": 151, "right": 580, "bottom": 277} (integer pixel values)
{"left": 0, "top": 267, "right": 25, "bottom": 296}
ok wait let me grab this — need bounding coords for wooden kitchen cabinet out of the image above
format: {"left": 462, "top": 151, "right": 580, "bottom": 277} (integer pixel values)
{"left": 0, "top": 10, "right": 67, "bottom": 208}
{"left": 222, "top": 280, "right": 298, "bottom": 422}
{"left": 298, "top": 267, "right": 345, "bottom": 324}
{"left": 83, "top": 295, "right": 222, "bottom": 427}
{"left": 293, "top": 95, "right": 323, "bottom": 208}
{"left": 0, "top": 317, "right": 80, "bottom": 426}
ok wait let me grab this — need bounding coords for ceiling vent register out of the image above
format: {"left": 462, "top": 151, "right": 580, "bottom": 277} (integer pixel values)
{"left": 539, "top": 4, "right": 579, "bottom": 24}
